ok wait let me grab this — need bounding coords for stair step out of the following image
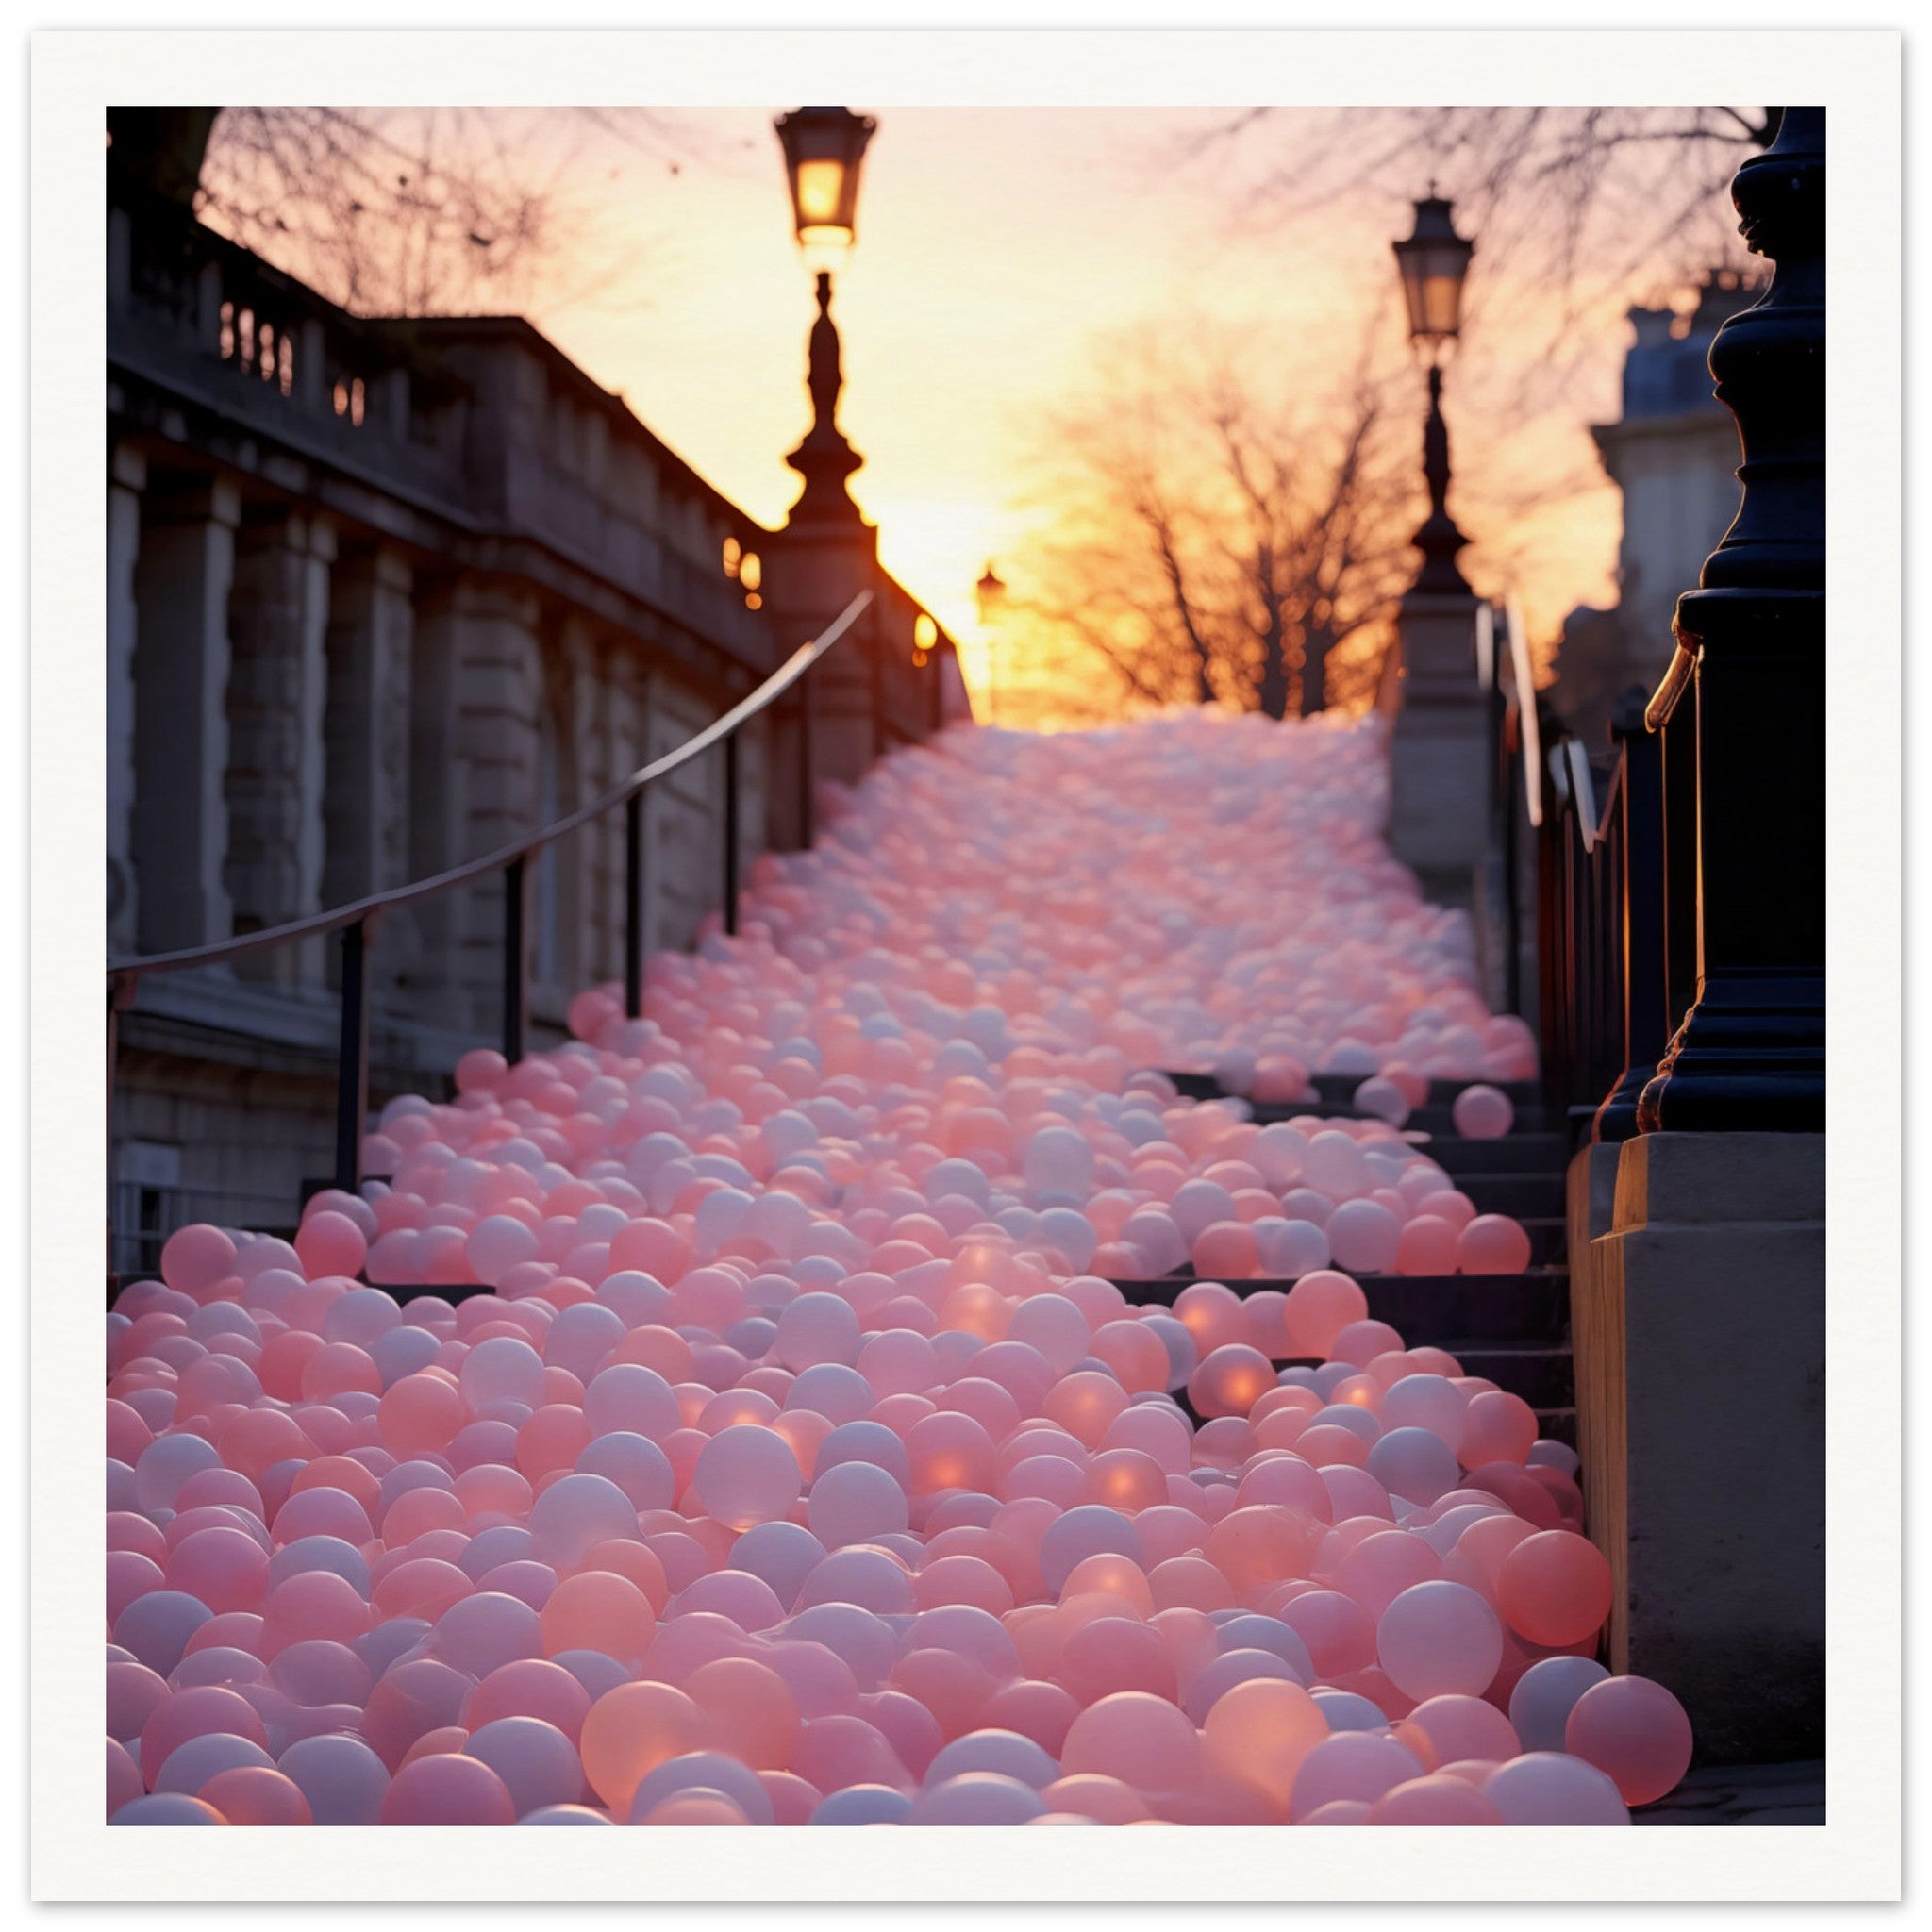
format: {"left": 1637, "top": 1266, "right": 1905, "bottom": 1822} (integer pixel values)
{"left": 1534, "top": 1406, "right": 1577, "bottom": 1448}
{"left": 1452, "top": 1344, "right": 1576, "bottom": 1410}
{"left": 1109, "top": 1270, "right": 1571, "bottom": 1348}
{"left": 1452, "top": 1174, "right": 1568, "bottom": 1219}
{"left": 1424, "top": 1133, "right": 1570, "bottom": 1177}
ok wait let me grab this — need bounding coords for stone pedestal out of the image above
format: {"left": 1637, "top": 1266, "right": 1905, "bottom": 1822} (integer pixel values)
{"left": 768, "top": 522, "right": 880, "bottom": 808}
{"left": 130, "top": 475, "right": 240, "bottom": 955}
{"left": 1576, "top": 1130, "right": 1824, "bottom": 1763}
{"left": 1387, "top": 591, "right": 1503, "bottom": 994}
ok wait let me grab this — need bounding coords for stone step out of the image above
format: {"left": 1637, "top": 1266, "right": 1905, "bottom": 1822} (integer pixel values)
{"left": 1452, "top": 1172, "right": 1569, "bottom": 1220}
{"left": 1307, "top": 1074, "right": 1544, "bottom": 1110}
{"left": 1424, "top": 1132, "right": 1570, "bottom": 1177}
{"left": 1452, "top": 1343, "right": 1576, "bottom": 1411}
{"left": 1248, "top": 1100, "right": 1556, "bottom": 1136}
{"left": 1108, "top": 1270, "right": 1571, "bottom": 1349}
{"left": 1535, "top": 1406, "right": 1577, "bottom": 1450}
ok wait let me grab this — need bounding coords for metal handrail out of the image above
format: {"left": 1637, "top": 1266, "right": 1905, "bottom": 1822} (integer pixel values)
{"left": 106, "top": 591, "right": 874, "bottom": 1265}
{"left": 107, "top": 591, "right": 873, "bottom": 987}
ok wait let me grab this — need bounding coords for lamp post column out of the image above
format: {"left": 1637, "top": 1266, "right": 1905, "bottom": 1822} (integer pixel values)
{"left": 1638, "top": 107, "right": 1825, "bottom": 1133}
{"left": 1387, "top": 354, "right": 1491, "bottom": 994}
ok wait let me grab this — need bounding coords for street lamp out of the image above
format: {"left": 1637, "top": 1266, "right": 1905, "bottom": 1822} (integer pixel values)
{"left": 776, "top": 105, "right": 875, "bottom": 263}
{"left": 776, "top": 107, "right": 876, "bottom": 525}
{"left": 975, "top": 562, "right": 1007, "bottom": 723}
{"left": 1392, "top": 191, "right": 1475, "bottom": 596}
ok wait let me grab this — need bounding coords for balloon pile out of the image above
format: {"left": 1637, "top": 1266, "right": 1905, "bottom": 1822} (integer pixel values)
{"left": 106, "top": 710, "right": 1694, "bottom": 1826}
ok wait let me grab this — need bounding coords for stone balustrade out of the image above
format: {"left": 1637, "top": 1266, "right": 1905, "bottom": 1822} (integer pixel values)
{"left": 105, "top": 175, "right": 963, "bottom": 1268}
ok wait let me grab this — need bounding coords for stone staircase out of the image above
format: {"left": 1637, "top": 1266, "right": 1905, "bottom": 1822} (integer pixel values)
{"left": 1122, "top": 1074, "right": 1576, "bottom": 1445}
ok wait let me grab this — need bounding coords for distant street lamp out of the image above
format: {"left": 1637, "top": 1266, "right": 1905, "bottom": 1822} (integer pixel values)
{"left": 1392, "top": 191, "right": 1476, "bottom": 596}
{"left": 775, "top": 106, "right": 876, "bottom": 525}
{"left": 975, "top": 562, "right": 1007, "bottom": 723}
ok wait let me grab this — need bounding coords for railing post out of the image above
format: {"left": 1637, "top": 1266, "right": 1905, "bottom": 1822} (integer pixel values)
{"left": 798, "top": 671, "right": 815, "bottom": 850}
{"left": 1637, "top": 107, "right": 1825, "bottom": 1132}
{"left": 723, "top": 731, "right": 741, "bottom": 937}
{"left": 1536, "top": 782, "right": 1564, "bottom": 1116}
{"left": 623, "top": 792, "right": 644, "bottom": 1020}
{"left": 334, "top": 918, "right": 370, "bottom": 1193}
{"left": 503, "top": 858, "right": 526, "bottom": 1064}
{"left": 106, "top": 976, "right": 123, "bottom": 1296}
{"left": 1658, "top": 703, "right": 1700, "bottom": 1050}
{"left": 1596, "top": 691, "right": 1667, "bottom": 1141}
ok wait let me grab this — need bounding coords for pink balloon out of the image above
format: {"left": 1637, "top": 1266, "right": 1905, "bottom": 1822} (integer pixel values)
{"left": 1376, "top": 1581, "right": 1503, "bottom": 1701}
{"left": 1564, "top": 1675, "right": 1695, "bottom": 1807}
{"left": 378, "top": 1753, "right": 518, "bottom": 1825}
{"left": 1483, "top": 1752, "right": 1630, "bottom": 1824}
{"left": 1496, "top": 1529, "right": 1614, "bottom": 1648}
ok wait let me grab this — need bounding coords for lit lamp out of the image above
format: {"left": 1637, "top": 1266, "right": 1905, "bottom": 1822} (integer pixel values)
{"left": 776, "top": 104, "right": 875, "bottom": 266}
{"left": 1392, "top": 190, "right": 1475, "bottom": 596}
{"left": 776, "top": 107, "right": 876, "bottom": 525}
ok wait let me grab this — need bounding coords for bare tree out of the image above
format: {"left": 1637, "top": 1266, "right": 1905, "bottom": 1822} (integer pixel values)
{"left": 1188, "top": 106, "right": 1771, "bottom": 395}
{"left": 112, "top": 105, "right": 696, "bottom": 320}
{"left": 1009, "top": 333, "right": 1419, "bottom": 724}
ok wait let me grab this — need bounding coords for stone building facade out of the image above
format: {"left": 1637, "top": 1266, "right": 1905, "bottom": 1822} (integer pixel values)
{"left": 1555, "top": 272, "right": 1757, "bottom": 746}
{"left": 107, "top": 174, "right": 967, "bottom": 1275}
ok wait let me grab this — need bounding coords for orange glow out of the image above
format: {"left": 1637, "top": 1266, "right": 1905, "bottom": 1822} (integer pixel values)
{"left": 794, "top": 158, "right": 846, "bottom": 226}
{"left": 212, "top": 107, "right": 1674, "bottom": 719}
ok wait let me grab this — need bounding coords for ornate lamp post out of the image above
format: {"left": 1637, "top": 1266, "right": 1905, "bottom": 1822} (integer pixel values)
{"left": 775, "top": 106, "right": 876, "bottom": 525}
{"left": 975, "top": 561, "right": 1007, "bottom": 723}
{"left": 1637, "top": 107, "right": 1824, "bottom": 1132}
{"left": 1392, "top": 191, "right": 1476, "bottom": 597}
{"left": 1385, "top": 189, "right": 1499, "bottom": 999}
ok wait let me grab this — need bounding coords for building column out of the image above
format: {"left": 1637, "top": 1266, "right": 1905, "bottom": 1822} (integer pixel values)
{"left": 323, "top": 542, "right": 414, "bottom": 914}
{"left": 107, "top": 443, "right": 145, "bottom": 956}
{"left": 225, "top": 510, "right": 335, "bottom": 984}
{"left": 408, "top": 576, "right": 543, "bottom": 1032}
{"left": 131, "top": 475, "right": 240, "bottom": 955}
{"left": 604, "top": 636, "right": 651, "bottom": 975}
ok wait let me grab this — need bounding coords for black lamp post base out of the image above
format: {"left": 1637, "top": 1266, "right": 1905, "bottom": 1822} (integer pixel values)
{"left": 1637, "top": 969, "right": 1825, "bottom": 1133}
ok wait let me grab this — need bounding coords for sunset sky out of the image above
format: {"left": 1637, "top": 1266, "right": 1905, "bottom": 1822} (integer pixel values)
{"left": 212, "top": 105, "right": 1745, "bottom": 701}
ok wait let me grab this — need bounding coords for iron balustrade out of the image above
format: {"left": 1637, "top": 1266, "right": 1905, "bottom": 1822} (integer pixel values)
{"left": 105, "top": 591, "right": 874, "bottom": 1276}
{"left": 1507, "top": 668, "right": 1676, "bottom": 1150}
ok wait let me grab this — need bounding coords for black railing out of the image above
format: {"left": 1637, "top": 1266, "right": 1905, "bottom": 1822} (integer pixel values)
{"left": 106, "top": 591, "right": 874, "bottom": 1271}
{"left": 1511, "top": 669, "right": 1680, "bottom": 1151}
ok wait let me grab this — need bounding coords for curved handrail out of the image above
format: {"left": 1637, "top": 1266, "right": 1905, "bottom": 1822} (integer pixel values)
{"left": 108, "top": 591, "right": 873, "bottom": 987}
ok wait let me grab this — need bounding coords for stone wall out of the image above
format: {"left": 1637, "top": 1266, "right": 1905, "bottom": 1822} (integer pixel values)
{"left": 105, "top": 184, "right": 959, "bottom": 1273}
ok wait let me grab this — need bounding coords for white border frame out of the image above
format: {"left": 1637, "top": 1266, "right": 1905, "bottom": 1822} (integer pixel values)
{"left": 29, "top": 25, "right": 1902, "bottom": 1904}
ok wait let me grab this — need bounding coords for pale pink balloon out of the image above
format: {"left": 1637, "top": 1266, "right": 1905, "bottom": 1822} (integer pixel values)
{"left": 1564, "top": 1675, "right": 1694, "bottom": 1807}
{"left": 1187, "top": 1344, "right": 1275, "bottom": 1420}
{"left": 1508, "top": 1655, "right": 1610, "bottom": 1755}
{"left": 1483, "top": 1751, "right": 1630, "bottom": 1824}
{"left": 1456, "top": 1214, "right": 1533, "bottom": 1276}
{"left": 1458, "top": 1390, "right": 1540, "bottom": 1469}
{"left": 1060, "top": 1692, "right": 1200, "bottom": 1785}
{"left": 1281, "top": 1271, "right": 1370, "bottom": 1357}
{"left": 377, "top": 1752, "right": 518, "bottom": 1824}
{"left": 1376, "top": 1581, "right": 1503, "bottom": 1701}
{"left": 1367, "top": 1774, "right": 1504, "bottom": 1824}
{"left": 1325, "top": 1201, "right": 1402, "bottom": 1276}
{"left": 1288, "top": 1731, "right": 1426, "bottom": 1823}
{"left": 1394, "top": 1693, "right": 1521, "bottom": 1770}
{"left": 691, "top": 1426, "right": 801, "bottom": 1531}
{"left": 1451, "top": 1085, "right": 1514, "bottom": 1140}
{"left": 1496, "top": 1529, "right": 1614, "bottom": 1648}
{"left": 1394, "top": 1215, "right": 1459, "bottom": 1276}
